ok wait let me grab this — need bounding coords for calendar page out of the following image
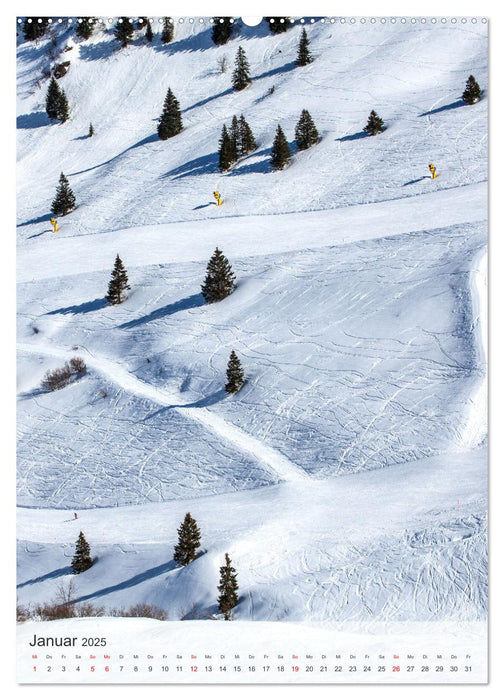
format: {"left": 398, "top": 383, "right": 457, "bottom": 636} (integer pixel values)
{"left": 16, "top": 13, "right": 488, "bottom": 684}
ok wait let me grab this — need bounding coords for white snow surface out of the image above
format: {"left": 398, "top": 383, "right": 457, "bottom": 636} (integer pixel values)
{"left": 17, "top": 19, "right": 487, "bottom": 623}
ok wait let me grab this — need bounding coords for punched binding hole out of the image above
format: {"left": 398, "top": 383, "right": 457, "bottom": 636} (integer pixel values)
{"left": 241, "top": 17, "right": 263, "bottom": 26}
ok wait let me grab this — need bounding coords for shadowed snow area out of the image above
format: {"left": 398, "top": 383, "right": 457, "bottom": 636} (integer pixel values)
{"left": 17, "top": 19, "right": 487, "bottom": 622}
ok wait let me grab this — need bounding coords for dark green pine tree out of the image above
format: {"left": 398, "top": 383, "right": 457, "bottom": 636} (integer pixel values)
{"left": 211, "top": 17, "right": 234, "bottom": 45}
{"left": 230, "top": 115, "right": 240, "bottom": 151}
{"left": 161, "top": 17, "right": 174, "bottom": 44}
{"left": 105, "top": 254, "right": 130, "bottom": 305}
{"left": 363, "top": 110, "right": 384, "bottom": 136}
{"left": 201, "top": 248, "right": 236, "bottom": 303}
{"left": 157, "top": 88, "right": 183, "bottom": 140}
{"left": 71, "top": 531, "right": 93, "bottom": 574}
{"left": 296, "top": 27, "right": 312, "bottom": 66}
{"left": 57, "top": 89, "right": 70, "bottom": 123}
{"left": 462, "top": 75, "right": 482, "bottom": 104}
{"left": 265, "top": 17, "right": 290, "bottom": 33}
{"left": 217, "top": 553, "right": 239, "bottom": 620}
{"left": 173, "top": 513, "right": 201, "bottom": 567}
{"left": 219, "top": 124, "right": 238, "bottom": 172}
{"left": 51, "top": 172, "right": 76, "bottom": 216}
{"left": 88, "top": 122, "right": 94, "bottom": 137}
{"left": 45, "top": 77, "right": 63, "bottom": 120}
{"left": 295, "top": 109, "right": 319, "bottom": 150}
{"left": 114, "top": 17, "right": 134, "bottom": 48}
{"left": 75, "top": 17, "right": 96, "bottom": 40}
{"left": 238, "top": 115, "right": 256, "bottom": 156}
{"left": 145, "top": 19, "right": 153, "bottom": 42}
{"left": 225, "top": 351, "right": 244, "bottom": 394}
{"left": 271, "top": 124, "right": 291, "bottom": 170}
{"left": 232, "top": 46, "right": 251, "bottom": 91}
{"left": 22, "top": 18, "right": 49, "bottom": 41}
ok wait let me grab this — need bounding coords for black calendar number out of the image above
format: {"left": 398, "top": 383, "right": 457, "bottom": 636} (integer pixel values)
{"left": 334, "top": 665, "right": 343, "bottom": 672}
{"left": 82, "top": 637, "right": 107, "bottom": 647}
{"left": 422, "top": 666, "right": 429, "bottom": 672}
{"left": 436, "top": 666, "right": 444, "bottom": 672}
{"left": 407, "top": 666, "right": 415, "bottom": 672}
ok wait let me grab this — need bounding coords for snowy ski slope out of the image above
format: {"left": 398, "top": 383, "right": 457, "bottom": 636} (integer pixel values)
{"left": 16, "top": 18, "right": 487, "bottom": 623}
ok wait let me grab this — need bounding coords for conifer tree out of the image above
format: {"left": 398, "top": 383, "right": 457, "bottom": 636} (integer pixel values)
{"left": 201, "top": 248, "right": 236, "bottom": 303}
{"left": 105, "top": 254, "right": 130, "bottom": 305}
{"left": 363, "top": 110, "right": 384, "bottom": 135}
{"left": 212, "top": 17, "right": 234, "bottom": 45}
{"left": 51, "top": 172, "right": 76, "bottom": 216}
{"left": 45, "top": 77, "right": 69, "bottom": 122}
{"left": 232, "top": 46, "right": 251, "bottom": 91}
{"left": 114, "top": 17, "right": 134, "bottom": 48}
{"left": 217, "top": 553, "right": 239, "bottom": 620}
{"left": 271, "top": 124, "right": 291, "bottom": 170}
{"left": 157, "top": 88, "right": 183, "bottom": 140}
{"left": 240, "top": 115, "right": 256, "bottom": 155}
{"left": 75, "top": 18, "right": 96, "bottom": 40}
{"left": 296, "top": 27, "right": 312, "bottom": 66}
{"left": 219, "top": 124, "right": 238, "bottom": 172}
{"left": 161, "top": 17, "right": 174, "bottom": 44}
{"left": 265, "top": 17, "right": 290, "bottom": 33}
{"left": 230, "top": 115, "right": 240, "bottom": 152}
{"left": 225, "top": 351, "right": 244, "bottom": 393}
{"left": 71, "top": 531, "right": 93, "bottom": 574}
{"left": 23, "top": 18, "right": 49, "bottom": 41}
{"left": 462, "top": 75, "right": 482, "bottom": 104}
{"left": 295, "top": 109, "right": 319, "bottom": 150}
{"left": 145, "top": 19, "right": 153, "bottom": 42}
{"left": 88, "top": 122, "right": 94, "bottom": 137}
{"left": 173, "top": 513, "right": 201, "bottom": 566}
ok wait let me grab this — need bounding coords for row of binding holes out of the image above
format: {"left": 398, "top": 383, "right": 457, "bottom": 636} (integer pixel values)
{"left": 19, "top": 17, "right": 487, "bottom": 24}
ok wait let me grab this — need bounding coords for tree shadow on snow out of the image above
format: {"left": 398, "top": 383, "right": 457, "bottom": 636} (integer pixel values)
{"left": 46, "top": 298, "right": 108, "bottom": 315}
{"left": 142, "top": 389, "right": 227, "bottom": 421}
{"left": 69, "top": 133, "right": 159, "bottom": 177}
{"left": 419, "top": 99, "right": 466, "bottom": 117}
{"left": 165, "top": 152, "right": 219, "bottom": 179}
{"left": 17, "top": 111, "right": 51, "bottom": 129}
{"left": 17, "top": 565, "right": 74, "bottom": 589}
{"left": 71, "top": 560, "right": 178, "bottom": 603}
{"left": 182, "top": 87, "right": 234, "bottom": 114}
{"left": 253, "top": 60, "right": 297, "bottom": 82}
{"left": 78, "top": 39, "right": 120, "bottom": 62}
{"left": 18, "top": 214, "right": 52, "bottom": 228}
{"left": 119, "top": 293, "right": 205, "bottom": 329}
{"left": 338, "top": 131, "right": 369, "bottom": 142}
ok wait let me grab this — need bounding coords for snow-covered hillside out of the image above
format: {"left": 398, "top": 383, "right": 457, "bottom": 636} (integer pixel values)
{"left": 16, "top": 18, "right": 487, "bottom": 624}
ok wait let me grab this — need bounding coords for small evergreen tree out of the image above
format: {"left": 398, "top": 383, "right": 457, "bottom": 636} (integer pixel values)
{"left": 145, "top": 19, "right": 153, "bottom": 43}
{"left": 230, "top": 115, "right": 240, "bottom": 151}
{"left": 232, "top": 46, "right": 251, "bottom": 91}
{"left": 271, "top": 124, "right": 291, "bottom": 170}
{"left": 219, "top": 124, "right": 238, "bottom": 172}
{"left": 23, "top": 18, "right": 49, "bottom": 41}
{"left": 462, "top": 75, "right": 482, "bottom": 104}
{"left": 71, "top": 531, "right": 93, "bottom": 574}
{"left": 75, "top": 18, "right": 96, "bottom": 40}
{"left": 212, "top": 17, "right": 234, "bottom": 45}
{"left": 217, "top": 553, "right": 239, "bottom": 620}
{"left": 88, "top": 122, "right": 94, "bottom": 137}
{"left": 51, "top": 172, "right": 76, "bottom": 216}
{"left": 296, "top": 27, "right": 312, "bottom": 66}
{"left": 265, "top": 17, "right": 290, "bottom": 33}
{"left": 364, "top": 110, "right": 384, "bottom": 135}
{"left": 225, "top": 351, "right": 244, "bottom": 394}
{"left": 237, "top": 115, "right": 256, "bottom": 156}
{"left": 57, "top": 89, "right": 69, "bottom": 123}
{"left": 201, "top": 248, "right": 236, "bottom": 303}
{"left": 114, "top": 17, "right": 134, "bottom": 48}
{"left": 105, "top": 254, "right": 130, "bottom": 305}
{"left": 161, "top": 17, "right": 174, "bottom": 44}
{"left": 45, "top": 77, "right": 69, "bottom": 122}
{"left": 295, "top": 109, "right": 319, "bottom": 150}
{"left": 173, "top": 513, "right": 201, "bottom": 566}
{"left": 157, "top": 88, "right": 183, "bottom": 140}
